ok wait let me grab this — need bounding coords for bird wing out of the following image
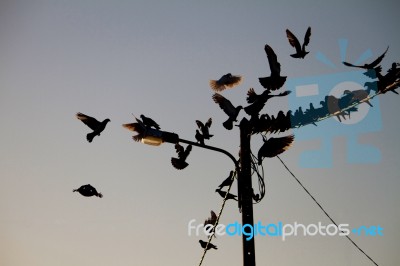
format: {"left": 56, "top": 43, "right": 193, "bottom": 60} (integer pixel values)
{"left": 196, "top": 120, "right": 205, "bottom": 130}
{"left": 342, "top": 61, "right": 360, "bottom": 68}
{"left": 205, "top": 118, "right": 212, "bottom": 128}
{"left": 246, "top": 88, "right": 258, "bottom": 103}
{"left": 76, "top": 112, "right": 100, "bottom": 130}
{"left": 212, "top": 93, "right": 236, "bottom": 117}
{"left": 260, "top": 135, "right": 294, "bottom": 158}
{"left": 175, "top": 143, "right": 184, "bottom": 155}
{"left": 303, "top": 27, "right": 311, "bottom": 47}
{"left": 183, "top": 145, "right": 192, "bottom": 159}
{"left": 368, "top": 46, "right": 389, "bottom": 68}
{"left": 224, "top": 75, "right": 242, "bottom": 88}
{"left": 122, "top": 122, "right": 140, "bottom": 132}
{"left": 264, "top": 44, "right": 281, "bottom": 75}
{"left": 286, "top": 29, "right": 301, "bottom": 52}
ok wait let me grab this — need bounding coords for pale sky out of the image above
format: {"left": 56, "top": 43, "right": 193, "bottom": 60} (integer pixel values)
{"left": 0, "top": 1, "right": 399, "bottom": 266}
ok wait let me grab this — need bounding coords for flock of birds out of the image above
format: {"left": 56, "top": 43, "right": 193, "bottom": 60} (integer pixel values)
{"left": 71, "top": 26, "right": 399, "bottom": 251}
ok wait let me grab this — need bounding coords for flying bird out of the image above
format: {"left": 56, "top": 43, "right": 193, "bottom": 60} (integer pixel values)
{"left": 212, "top": 93, "right": 243, "bottom": 130}
{"left": 209, "top": 73, "right": 242, "bottom": 92}
{"left": 171, "top": 143, "right": 192, "bottom": 170}
{"left": 244, "top": 88, "right": 291, "bottom": 117}
{"left": 215, "top": 188, "right": 237, "bottom": 201}
{"left": 199, "top": 240, "right": 218, "bottom": 250}
{"left": 217, "top": 171, "right": 235, "bottom": 189}
{"left": 140, "top": 114, "right": 160, "bottom": 129}
{"left": 204, "top": 210, "right": 218, "bottom": 235}
{"left": 73, "top": 184, "right": 103, "bottom": 198}
{"left": 257, "top": 135, "right": 294, "bottom": 165}
{"left": 286, "top": 27, "right": 311, "bottom": 59}
{"left": 122, "top": 116, "right": 147, "bottom": 142}
{"left": 343, "top": 46, "right": 389, "bottom": 69}
{"left": 76, "top": 112, "right": 110, "bottom": 143}
{"left": 259, "top": 44, "right": 287, "bottom": 90}
{"left": 195, "top": 130, "right": 205, "bottom": 145}
{"left": 196, "top": 118, "right": 213, "bottom": 140}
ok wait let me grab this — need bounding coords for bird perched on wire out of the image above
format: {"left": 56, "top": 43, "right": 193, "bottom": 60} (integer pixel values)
{"left": 286, "top": 27, "right": 311, "bottom": 59}
{"left": 212, "top": 93, "right": 243, "bottom": 130}
{"left": 199, "top": 240, "right": 218, "bottom": 250}
{"left": 140, "top": 114, "right": 160, "bottom": 129}
{"left": 171, "top": 143, "right": 192, "bottom": 170}
{"left": 73, "top": 184, "right": 103, "bottom": 198}
{"left": 343, "top": 46, "right": 389, "bottom": 70}
{"left": 217, "top": 170, "right": 235, "bottom": 190}
{"left": 76, "top": 112, "right": 111, "bottom": 143}
{"left": 204, "top": 210, "right": 218, "bottom": 236}
{"left": 257, "top": 135, "right": 294, "bottom": 165}
{"left": 343, "top": 89, "right": 373, "bottom": 107}
{"left": 209, "top": 73, "right": 242, "bottom": 92}
{"left": 259, "top": 44, "right": 287, "bottom": 90}
{"left": 122, "top": 115, "right": 147, "bottom": 142}
{"left": 215, "top": 188, "right": 237, "bottom": 201}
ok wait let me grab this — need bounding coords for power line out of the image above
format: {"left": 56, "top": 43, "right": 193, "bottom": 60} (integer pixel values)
{"left": 276, "top": 156, "right": 379, "bottom": 266}
{"left": 197, "top": 170, "right": 237, "bottom": 266}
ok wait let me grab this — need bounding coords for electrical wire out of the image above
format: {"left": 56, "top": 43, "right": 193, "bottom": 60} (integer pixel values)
{"left": 276, "top": 156, "right": 379, "bottom": 266}
{"left": 197, "top": 170, "right": 237, "bottom": 266}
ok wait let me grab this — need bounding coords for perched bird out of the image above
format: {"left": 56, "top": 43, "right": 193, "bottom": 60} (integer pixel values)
{"left": 204, "top": 211, "right": 218, "bottom": 229}
{"left": 196, "top": 118, "right": 213, "bottom": 140}
{"left": 73, "top": 184, "right": 103, "bottom": 198}
{"left": 212, "top": 93, "right": 243, "bottom": 130}
{"left": 171, "top": 143, "right": 192, "bottom": 170}
{"left": 257, "top": 135, "right": 294, "bottom": 165}
{"left": 324, "top": 95, "right": 347, "bottom": 122}
{"left": 122, "top": 116, "right": 147, "bottom": 142}
{"left": 343, "top": 89, "right": 373, "bottom": 107}
{"left": 215, "top": 188, "right": 237, "bottom": 201}
{"left": 195, "top": 130, "right": 205, "bottom": 145}
{"left": 140, "top": 114, "right": 160, "bottom": 129}
{"left": 343, "top": 46, "right": 389, "bottom": 69}
{"left": 286, "top": 27, "right": 311, "bottom": 59}
{"left": 76, "top": 112, "right": 110, "bottom": 143}
{"left": 217, "top": 171, "right": 235, "bottom": 189}
{"left": 259, "top": 44, "right": 287, "bottom": 90}
{"left": 199, "top": 240, "right": 218, "bottom": 250}
{"left": 209, "top": 73, "right": 242, "bottom": 92}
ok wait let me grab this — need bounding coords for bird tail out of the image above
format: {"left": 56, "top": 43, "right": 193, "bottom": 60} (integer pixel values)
{"left": 258, "top": 76, "right": 287, "bottom": 90}
{"left": 97, "top": 192, "right": 103, "bottom": 198}
{"left": 72, "top": 189, "right": 78, "bottom": 192}
{"left": 209, "top": 80, "right": 224, "bottom": 92}
{"left": 86, "top": 132, "right": 96, "bottom": 143}
{"left": 222, "top": 119, "right": 233, "bottom": 130}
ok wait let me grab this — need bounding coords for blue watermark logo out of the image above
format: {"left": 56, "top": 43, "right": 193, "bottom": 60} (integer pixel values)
{"left": 286, "top": 39, "right": 382, "bottom": 168}
{"left": 188, "top": 219, "right": 383, "bottom": 241}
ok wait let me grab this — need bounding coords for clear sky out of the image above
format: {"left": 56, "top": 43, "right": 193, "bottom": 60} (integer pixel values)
{"left": 0, "top": 1, "right": 399, "bottom": 265}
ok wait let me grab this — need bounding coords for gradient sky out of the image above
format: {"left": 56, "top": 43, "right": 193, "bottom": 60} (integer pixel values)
{"left": 1, "top": 1, "right": 399, "bottom": 266}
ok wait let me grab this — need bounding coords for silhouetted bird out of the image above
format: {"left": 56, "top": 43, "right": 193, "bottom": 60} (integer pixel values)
{"left": 286, "top": 27, "right": 311, "bottom": 59}
{"left": 324, "top": 95, "right": 347, "bottom": 122}
{"left": 218, "top": 171, "right": 235, "bottom": 189}
{"left": 212, "top": 93, "right": 243, "bottom": 130}
{"left": 76, "top": 112, "right": 110, "bottom": 143}
{"left": 199, "top": 240, "right": 218, "bottom": 250}
{"left": 215, "top": 188, "right": 237, "bottom": 201}
{"left": 73, "top": 184, "right": 103, "bottom": 198}
{"left": 171, "top": 143, "right": 192, "bottom": 170}
{"left": 122, "top": 116, "right": 147, "bottom": 142}
{"left": 195, "top": 130, "right": 205, "bottom": 145}
{"left": 343, "top": 89, "right": 373, "bottom": 107}
{"left": 140, "top": 114, "right": 160, "bottom": 129}
{"left": 196, "top": 118, "right": 213, "bottom": 140}
{"left": 244, "top": 88, "right": 291, "bottom": 117}
{"left": 343, "top": 46, "right": 389, "bottom": 69}
{"left": 257, "top": 135, "right": 294, "bottom": 165}
{"left": 209, "top": 73, "right": 242, "bottom": 92}
{"left": 204, "top": 210, "right": 217, "bottom": 228}
{"left": 259, "top": 44, "right": 287, "bottom": 90}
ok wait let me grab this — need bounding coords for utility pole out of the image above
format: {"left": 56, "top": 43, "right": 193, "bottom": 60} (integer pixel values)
{"left": 239, "top": 117, "right": 256, "bottom": 266}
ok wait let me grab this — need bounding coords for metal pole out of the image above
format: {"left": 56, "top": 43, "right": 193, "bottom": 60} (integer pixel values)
{"left": 239, "top": 117, "right": 256, "bottom": 266}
